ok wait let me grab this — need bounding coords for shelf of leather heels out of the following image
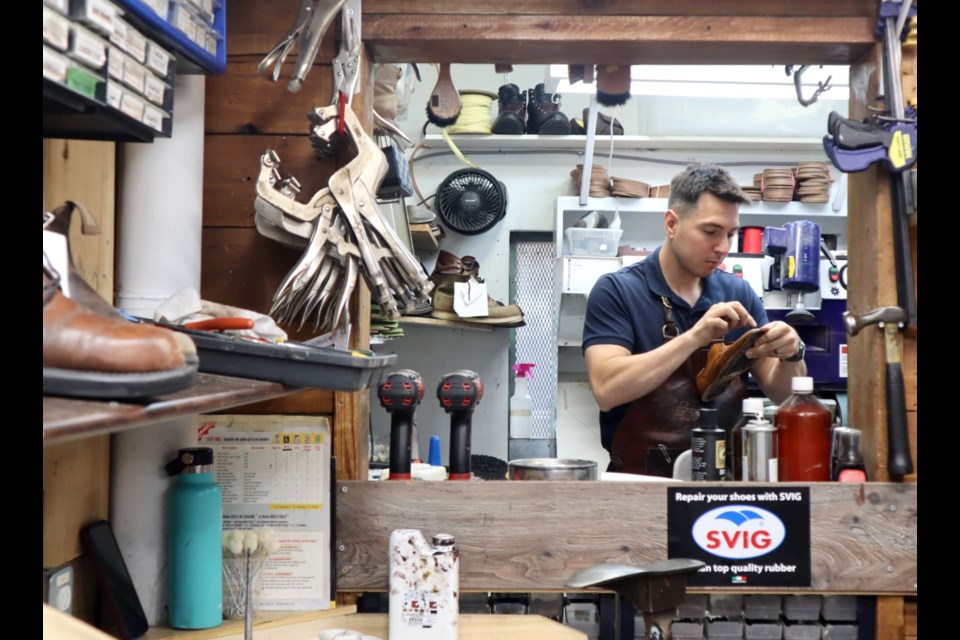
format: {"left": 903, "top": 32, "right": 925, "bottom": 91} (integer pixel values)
{"left": 42, "top": 373, "right": 296, "bottom": 446}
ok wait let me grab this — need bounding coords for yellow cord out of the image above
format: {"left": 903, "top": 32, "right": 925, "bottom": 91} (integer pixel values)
{"left": 442, "top": 129, "right": 480, "bottom": 169}
{"left": 445, "top": 93, "right": 494, "bottom": 134}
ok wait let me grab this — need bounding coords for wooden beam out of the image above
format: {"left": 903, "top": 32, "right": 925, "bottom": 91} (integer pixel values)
{"left": 366, "top": 1, "right": 876, "bottom": 17}
{"left": 362, "top": 15, "right": 875, "bottom": 64}
{"left": 336, "top": 481, "right": 918, "bottom": 593}
{"left": 877, "top": 596, "right": 906, "bottom": 640}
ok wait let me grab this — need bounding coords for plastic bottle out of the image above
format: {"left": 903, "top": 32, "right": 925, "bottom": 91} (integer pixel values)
{"left": 775, "top": 377, "right": 833, "bottom": 481}
{"left": 389, "top": 529, "right": 460, "bottom": 640}
{"left": 691, "top": 407, "right": 726, "bottom": 480}
{"left": 164, "top": 447, "right": 223, "bottom": 629}
{"left": 728, "top": 398, "right": 766, "bottom": 481}
{"left": 509, "top": 363, "right": 535, "bottom": 438}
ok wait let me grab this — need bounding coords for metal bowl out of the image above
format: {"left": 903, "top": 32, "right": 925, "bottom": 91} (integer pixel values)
{"left": 507, "top": 458, "right": 598, "bottom": 481}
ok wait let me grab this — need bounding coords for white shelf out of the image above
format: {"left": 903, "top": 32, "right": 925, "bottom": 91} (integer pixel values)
{"left": 423, "top": 134, "right": 827, "bottom": 153}
{"left": 554, "top": 196, "right": 847, "bottom": 257}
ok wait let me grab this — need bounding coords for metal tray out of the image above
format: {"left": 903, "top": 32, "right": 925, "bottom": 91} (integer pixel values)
{"left": 160, "top": 325, "right": 396, "bottom": 391}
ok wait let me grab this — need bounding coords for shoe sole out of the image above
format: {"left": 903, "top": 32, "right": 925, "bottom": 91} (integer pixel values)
{"left": 535, "top": 119, "right": 572, "bottom": 135}
{"left": 492, "top": 119, "right": 525, "bottom": 135}
{"left": 430, "top": 309, "right": 525, "bottom": 327}
{"left": 43, "top": 364, "right": 198, "bottom": 400}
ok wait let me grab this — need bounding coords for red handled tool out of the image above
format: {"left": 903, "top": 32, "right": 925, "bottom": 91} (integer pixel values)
{"left": 378, "top": 370, "right": 425, "bottom": 480}
{"left": 437, "top": 370, "right": 483, "bottom": 480}
{"left": 183, "top": 317, "right": 255, "bottom": 331}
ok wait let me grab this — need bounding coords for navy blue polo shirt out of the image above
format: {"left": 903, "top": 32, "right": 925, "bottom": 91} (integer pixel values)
{"left": 582, "top": 246, "right": 768, "bottom": 451}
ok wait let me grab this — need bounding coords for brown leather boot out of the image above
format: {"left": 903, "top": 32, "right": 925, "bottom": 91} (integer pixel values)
{"left": 43, "top": 264, "right": 197, "bottom": 399}
{"left": 696, "top": 328, "right": 763, "bottom": 402}
{"left": 428, "top": 250, "right": 524, "bottom": 326}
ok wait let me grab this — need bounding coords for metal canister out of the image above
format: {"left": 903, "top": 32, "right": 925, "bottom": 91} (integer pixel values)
{"left": 742, "top": 417, "right": 779, "bottom": 481}
{"left": 691, "top": 407, "right": 726, "bottom": 481}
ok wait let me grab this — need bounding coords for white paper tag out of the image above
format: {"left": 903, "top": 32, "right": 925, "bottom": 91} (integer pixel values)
{"left": 43, "top": 230, "right": 71, "bottom": 298}
{"left": 453, "top": 278, "right": 488, "bottom": 318}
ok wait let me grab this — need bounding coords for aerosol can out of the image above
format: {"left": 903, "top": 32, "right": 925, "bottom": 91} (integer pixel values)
{"left": 389, "top": 529, "right": 460, "bottom": 640}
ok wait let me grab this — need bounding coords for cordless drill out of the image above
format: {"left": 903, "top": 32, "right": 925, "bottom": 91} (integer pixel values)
{"left": 437, "top": 370, "right": 483, "bottom": 480}
{"left": 377, "top": 369, "right": 424, "bottom": 480}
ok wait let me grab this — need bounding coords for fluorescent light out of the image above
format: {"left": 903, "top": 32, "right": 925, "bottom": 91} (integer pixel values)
{"left": 546, "top": 64, "right": 849, "bottom": 101}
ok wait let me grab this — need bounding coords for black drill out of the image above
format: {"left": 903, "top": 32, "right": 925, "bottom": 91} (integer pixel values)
{"left": 377, "top": 369, "right": 424, "bottom": 480}
{"left": 437, "top": 370, "right": 483, "bottom": 480}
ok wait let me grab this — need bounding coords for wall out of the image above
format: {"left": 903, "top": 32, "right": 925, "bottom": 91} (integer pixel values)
{"left": 369, "top": 63, "right": 848, "bottom": 471}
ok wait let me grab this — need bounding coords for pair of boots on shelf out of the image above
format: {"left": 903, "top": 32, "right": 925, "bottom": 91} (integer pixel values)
{"left": 43, "top": 202, "right": 198, "bottom": 400}
{"left": 416, "top": 250, "right": 525, "bottom": 327}
{"left": 492, "top": 83, "right": 572, "bottom": 135}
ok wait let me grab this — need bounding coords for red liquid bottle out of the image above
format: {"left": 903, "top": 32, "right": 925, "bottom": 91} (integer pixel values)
{"left": 775, "top": 377, "right": 832, "bottom": 481}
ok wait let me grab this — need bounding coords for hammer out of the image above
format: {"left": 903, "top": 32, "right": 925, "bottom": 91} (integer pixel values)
{"left": 843, "top": 306, "right": 913, "bottom": 476}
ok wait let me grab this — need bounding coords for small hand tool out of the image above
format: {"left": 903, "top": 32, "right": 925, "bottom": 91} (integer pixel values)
{"left": 437, "top": 370, "right": 483, "bottom": 480}
{"left": 378, "top": 369, "right": 425, "bottom": 480}
{"left": 843, "top": 306, "right": 913, "bottom": 476}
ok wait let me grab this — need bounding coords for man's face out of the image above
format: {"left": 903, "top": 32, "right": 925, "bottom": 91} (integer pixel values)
{"left": 666, "top": 192, "right": 740, "bottom": 279}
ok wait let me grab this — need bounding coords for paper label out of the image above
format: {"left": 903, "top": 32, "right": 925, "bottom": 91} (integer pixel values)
{"left": 108, "top": 46, "right": 124, "bottom": 79}
{"left": 43, "top": 230, "right": 71, "bottom": 298}
{"left": 452, "top": 278, "right": 488, "bottom": 318}
{"left": 43, "top": 46, "right": 70, "bottom": 83}
{"left": 146, "top": 42, "right": 171, "bottom": 76}
{"left": 43, "top": 7, "right": 70, "bottom": 50}
{"left": 105, "top": 81, "right": 122, "bottom": 108}
{"left": 142, "top": 105, "right": 165, "bottom": 132}
{"left": 144, "top": 73, "right": 166, "bottom": 105}
{"left": 72, "top": 26, "right": 106, "bottom": 69}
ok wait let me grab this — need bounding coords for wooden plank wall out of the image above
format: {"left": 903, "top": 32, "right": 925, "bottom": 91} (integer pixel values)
{"left": 847, "top": 28, "right": 918, "bottom": 640}
{"left": 42, "top": 139, "right": 117, "bottom": 624}
{"left": 203, "top": 2, "right": 374, "bottom": 480}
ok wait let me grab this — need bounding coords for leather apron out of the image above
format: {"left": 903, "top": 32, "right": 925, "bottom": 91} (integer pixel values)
{"left": 609, "top": 296, "right": 747, "bottom": 477}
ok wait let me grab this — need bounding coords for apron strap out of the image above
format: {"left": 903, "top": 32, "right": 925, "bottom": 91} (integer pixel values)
{"left": 661, "top": 295, "right": 680, "bottom": 341}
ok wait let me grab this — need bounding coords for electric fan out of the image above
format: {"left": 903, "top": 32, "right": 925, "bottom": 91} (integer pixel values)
{"left": 434, "top": 168, "right": 507, "bottom": 235}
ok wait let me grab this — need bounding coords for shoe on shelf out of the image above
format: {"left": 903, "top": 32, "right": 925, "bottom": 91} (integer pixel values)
{"left": 526, "top": 83, "right": 571, "bottom": 135}
{"left": 45, "top": 201, "right": 198, "bottom": 365}
{"left": 571, "top": 108, "right": 625, "bottom": 135}
{"left": 428, "top": 250, "right": 525, "bottom": 327}
{"left": 491, "top": 83, "right": 527, "bottom": 135}
{"left": 696, "top": 328, "right": 763, "bottom": 402}
{"left": 43, "top": 262, "right": 197, "bottom": 399}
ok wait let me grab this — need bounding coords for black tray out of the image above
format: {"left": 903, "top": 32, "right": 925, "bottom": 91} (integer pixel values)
{"left": 157, "top": 324, "right": 397, "bottom": 391}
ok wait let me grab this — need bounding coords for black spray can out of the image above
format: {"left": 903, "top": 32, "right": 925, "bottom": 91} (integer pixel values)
{"left": 691, "top": 408, "right": 726, "bottom": 481}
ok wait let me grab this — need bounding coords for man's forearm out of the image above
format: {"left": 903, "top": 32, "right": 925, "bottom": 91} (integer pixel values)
{"left": 587, "top": 333, "right": 701, "bottom": 411}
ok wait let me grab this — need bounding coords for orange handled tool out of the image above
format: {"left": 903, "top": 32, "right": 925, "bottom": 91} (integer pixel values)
{"left": 183, "top": 318, "right": 255, "bottom": 331}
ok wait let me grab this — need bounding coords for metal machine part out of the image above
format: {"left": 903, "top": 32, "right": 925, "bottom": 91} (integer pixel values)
{"left": 566, "top": 559, "right": 706, "bottom": 640}
{"left": 437, "top": 370, "right": 483, "bottom": 480}
{"left": 377, "top": 369, "right": 425, "bottom": 480}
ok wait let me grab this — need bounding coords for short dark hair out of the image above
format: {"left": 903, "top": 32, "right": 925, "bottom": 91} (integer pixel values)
{"left": 667, "top": 163, "right": 751, "bottom": 217}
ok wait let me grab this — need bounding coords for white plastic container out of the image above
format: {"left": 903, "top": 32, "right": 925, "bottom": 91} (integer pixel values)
{"left": 389, "top": 530, "right": 459, "bottom": 640}
{"left": 565, "top": 227, "right": 623, "bottom": 256}
{"left": 509, "top": 363, "right": 535, "bottom": 438}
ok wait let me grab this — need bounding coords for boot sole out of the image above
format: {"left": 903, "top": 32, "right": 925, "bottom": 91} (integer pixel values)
{"left": 492, "top": 119, "right": 525, "bottom": 135}
{"left": 534, "top": 119, "right": 572, "bottom": 135}
{"left": 43, "top": 364, "right": 198, "bottom": 400}
{"left": 430, "top": 310, "right": 525, "bottom": 327}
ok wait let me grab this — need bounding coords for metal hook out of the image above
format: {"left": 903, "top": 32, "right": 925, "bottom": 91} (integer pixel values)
{"left": 785, "top": 65, "right": 833, "bottom": 107}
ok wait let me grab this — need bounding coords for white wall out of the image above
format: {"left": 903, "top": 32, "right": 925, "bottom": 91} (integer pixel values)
{"left": 370, "top": 64, "right": 846, "bottom": 471}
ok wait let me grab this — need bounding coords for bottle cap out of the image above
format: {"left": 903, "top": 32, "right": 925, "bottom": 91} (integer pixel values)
{"left": 698, "top": 407, "right": 719, "bottom": 429}
{"left": 791, "top": 376, "right": 814, "bottom": 393}
{"left": 164, "top": 447, "right": 214, "bottom": 476}
{"left": 428, "top": 435, "right": 442, "bottom": 466}
{"left": 742, "top": 397, "right": 765, "bottom": 417}
{"left": 433, "top": 533, "right": 456, "bottom": 546}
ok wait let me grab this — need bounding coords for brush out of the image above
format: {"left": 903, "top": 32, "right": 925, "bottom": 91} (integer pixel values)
{"left": 596, "top": 64, "right": 632, "bottom": 107}
{"left": 426, "top": 63, "right": 462, "bottom": 127}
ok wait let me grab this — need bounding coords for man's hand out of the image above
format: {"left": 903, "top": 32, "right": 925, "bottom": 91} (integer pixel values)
{"left": 688, "top": 301, "right": 757, "bottom": 348}
{"left": 746, "top": 321, "right": 802, "bottom": 360}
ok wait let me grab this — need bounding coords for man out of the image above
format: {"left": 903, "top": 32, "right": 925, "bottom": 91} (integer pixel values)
{"left": 582, "top": 163, "right": 806, "bottom": 476}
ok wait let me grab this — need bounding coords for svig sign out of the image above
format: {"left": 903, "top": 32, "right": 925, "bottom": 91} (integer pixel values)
{"left": 668, "top": 487, "right": 811, "bottom": 588}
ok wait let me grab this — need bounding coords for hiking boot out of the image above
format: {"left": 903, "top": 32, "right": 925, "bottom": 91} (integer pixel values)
{"left": 428, "top": 250, "right": 524, "bottom": 326}
{"left": 571, "top": 108, "right": 624, "bottom": 135}
{"left": 491, "top": 84, "right": 527, "bottom": 135}
{"left": 526, "top": 83, "right": 571, "bottom": 135}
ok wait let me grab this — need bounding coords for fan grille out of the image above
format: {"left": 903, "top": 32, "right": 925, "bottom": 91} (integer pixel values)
{"left": 436, "top": 169, "right": 506, "bottom": 235}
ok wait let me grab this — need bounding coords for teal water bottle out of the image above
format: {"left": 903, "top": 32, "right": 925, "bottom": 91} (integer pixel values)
{"left": 164, "top": 448, "right": 223, "bottom": 629}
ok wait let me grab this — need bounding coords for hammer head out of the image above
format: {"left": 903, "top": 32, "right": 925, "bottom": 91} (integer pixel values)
{"left": 843, "top": 306, "right": 907, "bottom": 336}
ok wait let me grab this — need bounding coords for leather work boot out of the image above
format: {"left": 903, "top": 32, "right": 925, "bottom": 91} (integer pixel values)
{"left": 570, "top": 108, "right": 624, "bottom": 135}
{"left": 428, "top": 250, "right": 524, "bottom": 327}
{"left": 491, "top": 83, "right": 526, "bottom": 135}
{"left": 526, "top": 83, "right": 571, "bottom": 135}
{"left": 696, "top": 328, "right": 764, "bottom": 402}
{"left": 43, "top": 263, "right": 197, "bottom": 399}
